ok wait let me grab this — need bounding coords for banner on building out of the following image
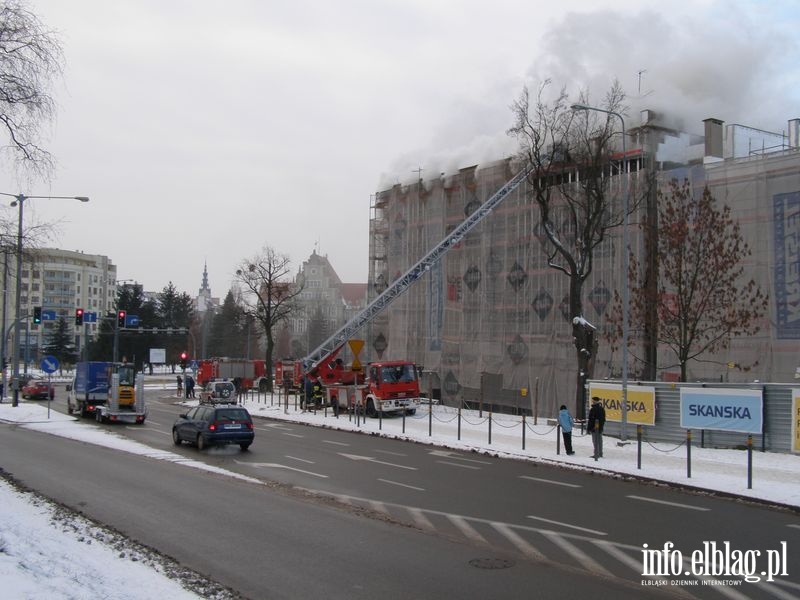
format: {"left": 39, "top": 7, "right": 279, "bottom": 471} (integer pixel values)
{"left": 680, "top": 388, "right": 763, "bottom": 434}
{"left": 792, "top": 390, "right": 800, "bottom": 454}
{"left": 588, "top": 383, "right": 656, "bottom": 426}
{"left": 773, "top": 191, "right": 800, "bottom": 339}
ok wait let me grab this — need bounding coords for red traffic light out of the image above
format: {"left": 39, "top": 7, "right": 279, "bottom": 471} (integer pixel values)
{"left": 75, "top": 308, "right": 84, "bottom": 326}
{"left": 180, "top": 351, "right": 188, "bottom": 360}
{"left": 117, "top": 310, "right": 126, "bottom": 327}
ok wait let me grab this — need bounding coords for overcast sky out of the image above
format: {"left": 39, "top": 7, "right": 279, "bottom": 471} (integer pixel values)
{"left": 2, "top": 0, "right": 797, "bottom": 298}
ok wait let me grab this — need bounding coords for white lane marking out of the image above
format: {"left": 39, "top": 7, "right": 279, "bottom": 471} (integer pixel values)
{"left": 627, "top": 495, "right": 710, "bottom": 512}
{"left": 262, "top": 423, "right": 294, "bottom": 430}
{"left": 408, "top": 508, "right": 435, "bottom": 531}
{"left": 526, "top": 515, "right": 607, "bottom": 536}
{"left": 436, "top": 460, "right": 481, "bottom": 470}
{"left": 492, "top": 522, "right": 545, "bottom": 561}
{"left": 234, "top": 461, "right": 328, "bottom": 478}
{"left": 541, "top": 531, "right": 611, "bottom": 576}
{"left": 282, "top": 432, "right": 304, "bottom": 438}
{"left": 519, "top": 475, "right": 581, "bottom": 488}
{"left": 338, "top": 453, "right": 417, "bottom": 470}
{"left": 127, "top": 425, "right": 169, "bottom": 435}
{"left": 378, "top": 478, "right": 425, "bottom": 492}
{"left": 285, "top": 455, "right": 314, "bottom": 464}
{"left": 448, "top": 515, "right": 488, "bottom": 545}
{"left": 375, "top": 449, "right": 407, "bottom": 457}
{"left": 787, "top": 524, "right": 800, "bottom": 530}
{"left": 429, "top": 450, "right": 492, "bottom": 464}
{"left": 594, "top": 541, "right": 675, "bottom": 590}
{"left": 322, "top": 439, "right": 349, "bottom": 446}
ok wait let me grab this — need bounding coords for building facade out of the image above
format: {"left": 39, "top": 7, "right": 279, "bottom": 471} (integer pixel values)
{"left": 2, "top": 248, "right": 117, "bottom": 364}
{"left": 367, "top": 113, "right": 800, "bottom": 416}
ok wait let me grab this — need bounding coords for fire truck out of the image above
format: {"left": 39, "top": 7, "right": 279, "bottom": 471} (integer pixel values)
{"left": 301, "top": 163, "right": 532, "bottom": 416}
{"left": 196, "top": 358, "right": 270, "bottom": 392}
{"left": 275, "top": 359, "right": 303, "bottom": 390}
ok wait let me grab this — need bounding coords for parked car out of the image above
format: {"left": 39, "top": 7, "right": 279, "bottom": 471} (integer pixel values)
{"left": 172, "top": 405, "right": 254, "bottom": 451}
{"left": 201, "top": 380, "right": 237, "bottom": 404}
{"left": 22, "top": 378, "right": 52, "bottom": 400}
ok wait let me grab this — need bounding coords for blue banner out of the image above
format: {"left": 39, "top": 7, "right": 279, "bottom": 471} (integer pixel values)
{"left": 773, "top": 191, "right": 800, "bottom": 339}
{"left": 680, "top": 388, "right": 763, "bottom": 434}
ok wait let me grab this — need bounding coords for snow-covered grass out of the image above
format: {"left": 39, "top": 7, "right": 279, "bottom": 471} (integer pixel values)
{"left": 1, "top": 390, "right": 799, "bottom": 598}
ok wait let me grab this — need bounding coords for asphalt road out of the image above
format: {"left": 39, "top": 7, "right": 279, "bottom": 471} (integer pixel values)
{"left": 5, "top": 384, "right": 799, "bottom": 599}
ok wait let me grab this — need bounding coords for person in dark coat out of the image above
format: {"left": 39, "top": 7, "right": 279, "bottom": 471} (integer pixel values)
{"left": 558, "top": 404, "right": 575, "bottom": 455}
{"left": 587, "top": 396, "right": 606, "bottom": 460}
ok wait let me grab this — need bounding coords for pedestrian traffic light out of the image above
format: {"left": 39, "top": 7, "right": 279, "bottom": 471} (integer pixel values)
{"left": 180, "top": 351, "right": 188, "bottom": 370}
{"left": 75, "top": 308, "right": 84, "bottom": 326}
{"left": 33, "top": 306, "right": 42, "bottom": 324}
{"left": 117, "top": 310, "right": 126, "bottom": 327}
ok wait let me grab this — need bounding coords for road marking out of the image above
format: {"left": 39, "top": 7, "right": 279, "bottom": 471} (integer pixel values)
{"left": 234, "top": 461, "right": 328, "bottom": 478}
{"left": 436, "top": 460, "right": 481, "bottom": 470}
{"left": 627, "top": 495, "right": 710, "bottom": 512}
{"left": 286, "top": 455, "right": 314, "bottom": 464}
{"left": 375, "top": 449, "right": 407, "bottom": 457}
{"left": 519, "top": 475, "right": 581, "bottom": 488}
{"left": 492, "top": 522, "right": 545, "bottom": 561}
{"left": 322, "top": 439, "right": 349, "bottom": 446}
{"left": 369, "top": 500, "right": 390, "bottom": 515}
{"left": 126, "top": 425, "right": 169, "bottom": 435}
{"left": 448, "top": 515, "right": 488, "bottom": 545}
{"left": 338, "top": 452, "right": 417, "bottom": 470}
{"left": 542, "top": 531, "right": 611, "bottom": 576}
{"left": 594, "top": 540, "right": 676, "bottom": 589}
{"left": 429, "top": 450, "right": 492, "bottom": 464}
{"left": 787, "top": 524, "right": 800, "bottom": 530}
{"left": 526, "top": 515, "right": 607, "bottom": 536}
{"left": 378, "top": 478, "right": 425, "bottom": 491}
{"left": 409, "top": 507, "right": 435, "bottom": 531}
{"left": 282, "top": 432, "right": 304, "bottom": 438}
{"left": 262, "top": 423, "right": 294, "bottom": 431}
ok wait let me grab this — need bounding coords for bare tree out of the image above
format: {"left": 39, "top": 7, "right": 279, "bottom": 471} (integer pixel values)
{"left": 235, "top": 246, "right": 303, "bottom": 392}
{"left": 508, "top": 80, "right": 649, "bottom": 418}
{"left": 0, "top": 0, "right": 63, "bottom": 178}
{"left": 607, "top": 179, "right": 768, "bottom": 381}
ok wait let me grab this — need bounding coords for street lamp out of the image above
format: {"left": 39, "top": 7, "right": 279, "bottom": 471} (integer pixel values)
{"left": 0, "top": 192, "right": 90, "bottom": 407}
{"left": 570, "top": 103, "right": 630, "bottom": 441}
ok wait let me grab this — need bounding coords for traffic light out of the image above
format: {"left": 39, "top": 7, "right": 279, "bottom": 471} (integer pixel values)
{"left": 180, "top": 351, "right": 188, "bottom": 370}
{"left": 75, "top": 308, "right": 84, "bottom": 326}
{"left": 33, "top": 306, "right": 42, "bottom": 324}
{"left": 117, "top": 310, "right": 126, "bottom": 327}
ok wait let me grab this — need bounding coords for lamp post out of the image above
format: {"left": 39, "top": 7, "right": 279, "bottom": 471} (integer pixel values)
{"left": 570, "top": 103, "right": 630, "bottom": 441}
{"left": 0, "top": 192, "right": 90, "bottom": 407}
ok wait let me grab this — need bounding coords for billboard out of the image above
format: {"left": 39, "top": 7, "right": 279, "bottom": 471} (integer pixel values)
{"left": 680, "top": 388, "right": 763, "bottom": 434}
{"left": 587, "top": 383, "right": 656, "bottom": 426}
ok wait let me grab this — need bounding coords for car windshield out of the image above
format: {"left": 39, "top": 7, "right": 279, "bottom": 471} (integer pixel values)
{"left": 217, "top": 409, "right": 249, "bottom": 421}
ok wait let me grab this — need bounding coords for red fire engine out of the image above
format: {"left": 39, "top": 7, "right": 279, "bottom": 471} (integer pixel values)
{"left": 196, "top": 358, "right": 270, "bottom": 392}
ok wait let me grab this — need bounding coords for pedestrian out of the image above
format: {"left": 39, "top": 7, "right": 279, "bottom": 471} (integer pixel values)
{"left": 558, "top": 404, "right": 575, "bottom": 455}
{"left": 186, "top": 375, "right": 196, "bottom": 399}
{"left": 176, "top": 375, "right": 183, "bottom": 397}
{"left": 587, "top": 396, "right": 606, "bottom": 460}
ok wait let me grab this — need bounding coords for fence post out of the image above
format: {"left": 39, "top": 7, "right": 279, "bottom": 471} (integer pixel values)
{"left": 556, "top": 423, "right": 561, "bottom": 455}
{"left": 402, "top": 409, "right": 406, "bottom": 434}
{"left": 534, "top": 377, "right": 539, "bottom": 425}
{"left": 522, "top": 413, "right": 526, "bottom": 451}
{"left": 457, "top": 405, "right": 461, "bottom": 441}
{"left": 747, "top": 435, "right": 753, "bottom": 489}
{"left": 488, "top": 411, "right": 492, "bottom": 445}
{"left": 428, "top": 401, "right": 433, "bottom": 437}
{"left": 686, "top": 429, "right": 692, "bottom": 479}
{"left": 637, "top": 425, "right": 642, "bottom": 470}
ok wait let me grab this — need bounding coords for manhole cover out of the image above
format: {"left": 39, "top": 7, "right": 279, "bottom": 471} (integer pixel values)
{"left": 469, "top": 558, "right": 515, "bottom": 570}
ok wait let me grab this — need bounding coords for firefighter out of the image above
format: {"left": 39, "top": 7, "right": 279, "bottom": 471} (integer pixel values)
{"left": 311, "top": 378, "right": 324, "bottom": 408}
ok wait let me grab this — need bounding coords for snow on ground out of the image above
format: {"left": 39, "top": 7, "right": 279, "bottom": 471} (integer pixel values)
{"left": 1, "top": 389, "right": 799, "bottom": 598}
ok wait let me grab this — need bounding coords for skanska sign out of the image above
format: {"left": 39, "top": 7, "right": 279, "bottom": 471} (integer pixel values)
{"left": 680, "top": 388, "right": 763, "bottom": 434}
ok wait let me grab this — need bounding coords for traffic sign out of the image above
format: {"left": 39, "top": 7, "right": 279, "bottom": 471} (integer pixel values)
{"left": 41, "top": 310, "right": 57, "bottom": 321}
{"left": 40, "top": 355, "right": 59, "bottom": 374}
{"left": 84, "top": 311, "right": 98, "bottom": 323}
{"left": 125, "top": 314, "right": 140, "bottom": 327}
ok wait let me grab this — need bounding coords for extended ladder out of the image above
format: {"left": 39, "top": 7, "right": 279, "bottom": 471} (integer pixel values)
{"left": 303, "top": 164, "right": 531, "bottom": 370}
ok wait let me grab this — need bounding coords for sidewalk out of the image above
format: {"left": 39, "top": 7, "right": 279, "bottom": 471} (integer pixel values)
{"left": 238, "top": 393, "right": 800, "bottom": 510}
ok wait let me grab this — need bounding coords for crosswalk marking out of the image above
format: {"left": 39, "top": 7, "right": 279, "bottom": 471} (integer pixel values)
{"left": 542, "top": 531, "right": 611, "bottom": 576}
{"left": 492, "top": 522, "right": 545, "bottom": 561}
{"left": 448, "top": 515, "right": 488, "bottom": 545}
{"left": 409, "top": 507, "right": 435, "bottom": 532}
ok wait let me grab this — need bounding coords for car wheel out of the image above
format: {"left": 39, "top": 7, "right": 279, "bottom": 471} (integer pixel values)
{"left": 239, "top": 442, "right": 251, "bottom": 451}
{"left": 196, "top": 434, "right": 206, "bottom": 450}
{"left": 172, "top": 429, "right": 181, "bottom": 445}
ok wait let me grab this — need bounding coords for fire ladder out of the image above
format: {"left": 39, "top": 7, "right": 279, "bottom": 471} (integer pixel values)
{"left": 303, "top": 164, "right": 532, "bottom": 371}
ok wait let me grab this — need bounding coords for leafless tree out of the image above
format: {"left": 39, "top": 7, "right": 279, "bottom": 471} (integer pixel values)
{"left": 0, "top": 0, "right": 63, "bottom": 179}
{"left": 235, "top": 246, "right": 303, "bottom": 392}
{"left": 508, "top": 80, "right": 650, "bottom": 418}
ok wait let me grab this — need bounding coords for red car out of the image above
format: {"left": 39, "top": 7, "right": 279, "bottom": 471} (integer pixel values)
{"left": 22, "top": 378, "right": 53, "bottom": 400}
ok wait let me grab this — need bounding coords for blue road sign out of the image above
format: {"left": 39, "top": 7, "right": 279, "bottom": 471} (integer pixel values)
{"left": 40, "top": 355, "right": 59, "bottom": 373}
{"left": 125, "top": 314, "right": 140, "bottom": 327}
{"left": 41, "top": 310, "right": 57, "bottom": 321}
{"left": 190, "top": 360, "right": 199, "bottom": 370}
{"left": 84, "top": 311, "right": 98, "bottom": 323}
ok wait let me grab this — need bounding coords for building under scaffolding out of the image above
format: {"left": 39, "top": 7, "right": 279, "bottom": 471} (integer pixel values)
{"left": 366, "top": 112, "right": 800, "bottom": 418}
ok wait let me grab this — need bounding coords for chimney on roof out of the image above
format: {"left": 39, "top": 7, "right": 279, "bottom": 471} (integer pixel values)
{"left": 788, "top": 119, "right": 800, "bottom": 149}
{"left": 703, "top": 118, "right": 724, "bottom": 159}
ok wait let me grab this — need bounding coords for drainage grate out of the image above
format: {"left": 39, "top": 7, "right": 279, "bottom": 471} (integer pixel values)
{"left": 469, "top": 558, "right": 515, "bottom": 570}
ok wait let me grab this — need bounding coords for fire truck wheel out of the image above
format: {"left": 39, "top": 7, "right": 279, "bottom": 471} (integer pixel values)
{"left": 406, "top": 409, "right": 416, "bottom": 416}
{"left": 259, "top": 380, "right": 269, "bottom": 393}
{"left": 197, "top": 434, "right": 206, "bottom": 451}
{"left": 366, "top": 399, "right": 377, "bottom": 418}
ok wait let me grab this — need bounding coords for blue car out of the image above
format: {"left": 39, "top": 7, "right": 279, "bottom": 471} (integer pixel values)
{"left": 172, "top": 405, "right": 254, "bottom": 451}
